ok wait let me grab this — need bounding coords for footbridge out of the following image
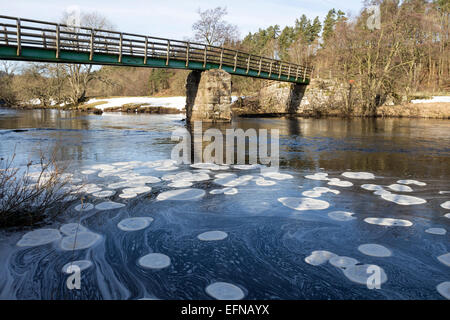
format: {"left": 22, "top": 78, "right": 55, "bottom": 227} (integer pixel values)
{"left": 0, "top": 15, "right": 312, "bottom": 122}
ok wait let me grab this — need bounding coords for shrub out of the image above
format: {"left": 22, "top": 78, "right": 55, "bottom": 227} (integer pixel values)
{"left": 0, "top": 153, "right": 79, "bottom": 228}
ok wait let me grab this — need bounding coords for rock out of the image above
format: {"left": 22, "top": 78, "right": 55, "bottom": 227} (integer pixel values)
{"left": 257, "top": 81, "right": 307, "bottom": 114}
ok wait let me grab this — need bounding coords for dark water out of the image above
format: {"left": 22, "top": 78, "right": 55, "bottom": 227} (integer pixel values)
{"left": 0, "top": 108, "right": 449, "bottom": 300}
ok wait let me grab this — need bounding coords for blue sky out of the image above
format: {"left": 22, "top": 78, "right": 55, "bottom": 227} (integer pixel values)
{"left": 1, "top": 0, "right": 365, "bottom": 39}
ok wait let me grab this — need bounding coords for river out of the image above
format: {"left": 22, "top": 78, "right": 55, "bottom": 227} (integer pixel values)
{"left": 0, "top": 108, "right": 449, "bottom": 300}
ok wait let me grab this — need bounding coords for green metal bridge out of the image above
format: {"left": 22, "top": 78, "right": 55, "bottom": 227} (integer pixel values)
{"left": 0, "top": 15, "right": 312, "bottom": 84}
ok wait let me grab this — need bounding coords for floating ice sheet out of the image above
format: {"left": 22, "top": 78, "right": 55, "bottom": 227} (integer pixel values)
{"left": 358, "top": 244, "right": 392, "bottom": 257}
{"left": 233, "top": 164, "right": 260, "bottom": 170}
{"left": 343, "top": 264, "right": 387, "bottom": 285}
{"left": 60, "top": 232, "right": 101, "bottom": 250}
{"left": 60, "top": 223, "right": 88, "bottom": 236}
{"left": 381, "top": 193, "right": 426, "bottom": 205}
{"left": 157, "top": 188, "right": 205, "bottom": 201}
{"left": 397, "top": 179, "right": 426, "bottom": 186}
{"left": 278, "top": 197, "right": 330, "bottom": 211}
{"left": 74, "top": 203, "right": 94, "bottom": 212}
{"left": 329, "top": 256, "right": 358, "bottom": 269}
{"left": 437, "top": 282, "right": 450, "bottom": 300}
{"left": 95, "top": 201, "right": 126, "bottom": 211}
{"left": 342, "top": 172, "right": 375, "bottom": 180}
{"left": 437, "top": 253, "right": 450, "bottom": 267}
{"left": 260, "top": 172, "right": 293, "bottom": 181}
{"left": 364, "top": 217, "right": 413, "bottom": 227}
{"left": 198, "top": 231, "right": 228, "bottom": 241}
{"left": 191, "top": 163, "right": 222, "bottom": 170}
{"left": 255, "top": 178, "right": 277, "bottom": 186}
{"left": 305, "top": 250, "right": 337, "bottom": 266}
{"left": 118, "top": 217, "right": 154, "bottom": 231}
{"left": 205, "top": 282, "right": 245, "bottom": 300}
{"left": 387, "top": 184, "right": 413, "bottom": 192}
{"left": 138, "top": 253, "right": 171, "bottom": 270}
{"left": 425, "top": 228, "right": 447, "bottom": 235}
{"left": 328, "top": 211, "right": 356, "bottom": 222}
{"left": 441, "top": 201, "right": 450, "bottom": 210}
{"left": 168, "top": 181, "right": 193, "bottom": 188}
{"left": 302, "top": 190, "right": 323, "bottom": 198}
{"left": 119, "top": 192, "right": 137, "bottom": 199}
{"left": 123, "top": 186, "right": 151, "bottom": 194}
{"left": 214, "top": 175, "right": 253, "bottom": 187}
{"left": 328, "top": 180, "right": 353, "bottom": 187}
{"left": 305, "top": 173, "right": 329, "bottom": 181}
{"left": 92, "top": 190, "right": 116, "bottom": 198}
{"left": 361, "top": 184, "right": 384, "bottom": 191}
{"left": 17, "top": 229, "right": 62, "bottom": 247}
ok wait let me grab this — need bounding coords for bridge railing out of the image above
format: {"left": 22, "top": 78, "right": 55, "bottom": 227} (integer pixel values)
{"left": 0, "top": 15, "right": 313, "bottom": 82}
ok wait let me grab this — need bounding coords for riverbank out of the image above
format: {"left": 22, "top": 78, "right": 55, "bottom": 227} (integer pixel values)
{"left": 5, "top": 95, "right": 450, "bottom": 119}
{"left": 232, "top": 95, "right": 450, "bottom": 119}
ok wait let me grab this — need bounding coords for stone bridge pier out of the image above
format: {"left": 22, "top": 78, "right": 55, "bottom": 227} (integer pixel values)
{"left": 258, "top": 81, "right": 308, "bottom": 114}
{"left": 185, "top": 69, "right": 233, "bottom": 123}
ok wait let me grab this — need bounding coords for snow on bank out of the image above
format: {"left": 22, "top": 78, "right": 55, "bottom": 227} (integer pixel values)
{"left": 85, "top": 96, "right": 187, "bottom": 111}
{"left": 85, "top": 96, "right": 240, "bottom": 111}
{"left": 411, "top": 96, "right": 450, "bottom": 104}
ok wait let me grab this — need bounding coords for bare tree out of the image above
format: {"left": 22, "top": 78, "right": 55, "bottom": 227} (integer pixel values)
{"left": 60, "top": 12, "right": 115, "bottom": 105}
{"left": 192, "top": 7, "right": 239, "bottom": 46}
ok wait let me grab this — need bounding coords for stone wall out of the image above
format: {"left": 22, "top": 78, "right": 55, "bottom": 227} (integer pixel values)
{"left": 185, "top": 69, "right": 232, "bottom": 122}
{"left": 257, "top": 81, "right": 307, "bottom": 114}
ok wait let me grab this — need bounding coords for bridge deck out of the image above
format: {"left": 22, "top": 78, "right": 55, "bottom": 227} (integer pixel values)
{"left": 0, "top": 15, "right": 312, "bottom": 84}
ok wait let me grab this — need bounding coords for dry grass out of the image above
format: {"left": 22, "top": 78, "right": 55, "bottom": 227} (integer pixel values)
{"left": 0, "top": 152, "right": 80, "bottom": 228}
{"left": 377, "top": 102, "right": 450, "bottom": 119}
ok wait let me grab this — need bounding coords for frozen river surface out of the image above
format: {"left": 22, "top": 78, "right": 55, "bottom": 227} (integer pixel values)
{"left": 0, "top": 108, "right": 449, "bottom": 300}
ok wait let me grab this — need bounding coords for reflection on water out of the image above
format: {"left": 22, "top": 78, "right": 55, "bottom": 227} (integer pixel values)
{"left": 0, "top": 108, "right": 449, "bottom": 300}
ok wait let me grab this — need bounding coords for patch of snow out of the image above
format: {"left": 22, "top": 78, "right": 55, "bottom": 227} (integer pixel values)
{"left": 85, "top": 96, "right": 187, "bottom": 111}
{"left": 411, "top": 96, "right": 450, "bottom": 104}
